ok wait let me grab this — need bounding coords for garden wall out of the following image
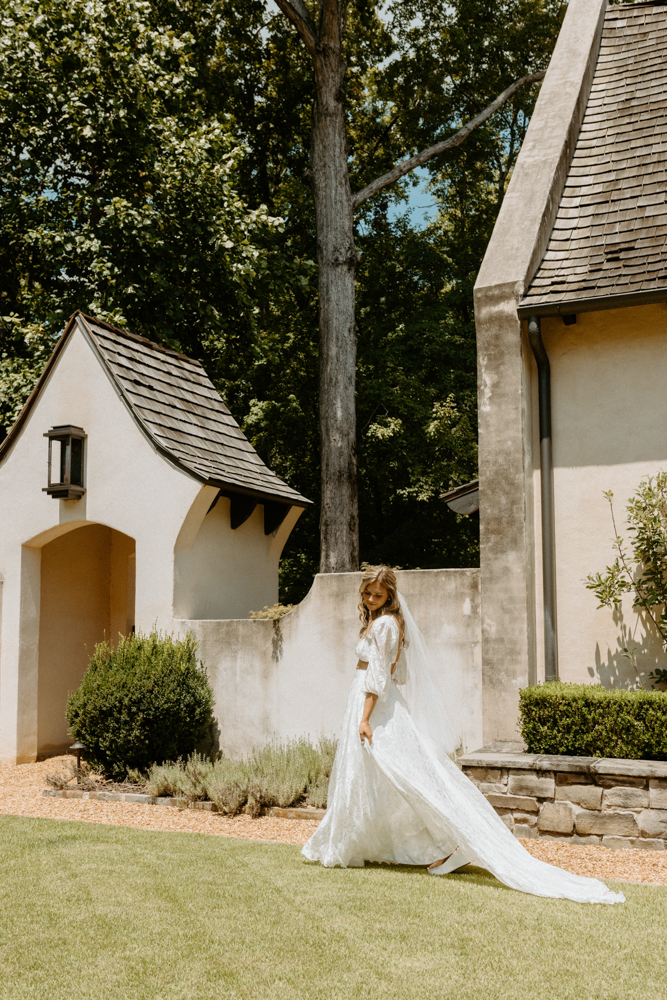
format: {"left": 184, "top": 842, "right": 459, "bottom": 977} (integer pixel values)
{"left": 177, "top": 569, "right": 481, "bottom": 759}
{"left": 460, "top": 744, "right": 667, "bottom": 850}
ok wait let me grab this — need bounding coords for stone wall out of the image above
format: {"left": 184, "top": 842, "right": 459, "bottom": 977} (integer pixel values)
{"left": 459, "top": 744, "right": 667, "bottom": 850}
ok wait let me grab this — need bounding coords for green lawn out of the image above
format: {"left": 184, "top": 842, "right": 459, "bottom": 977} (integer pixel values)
{"left": 0, "top": 816, "right": 665, "bottom": 1000}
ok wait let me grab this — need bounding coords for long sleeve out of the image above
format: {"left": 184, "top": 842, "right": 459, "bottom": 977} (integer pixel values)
{"left": 363, "top": 616, "right": 400, "bottom": 701}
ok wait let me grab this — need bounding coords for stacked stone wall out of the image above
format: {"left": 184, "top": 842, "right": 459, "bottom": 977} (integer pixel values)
{"left": 459, "top": 747, "right": 667, "bottom": 850}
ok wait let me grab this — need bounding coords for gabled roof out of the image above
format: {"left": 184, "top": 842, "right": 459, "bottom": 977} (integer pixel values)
{"left": 0, "top": 312, "right": 309, "bottom": 508}
{"left": 519, "top": 1, "right": 667, "bottom": 317}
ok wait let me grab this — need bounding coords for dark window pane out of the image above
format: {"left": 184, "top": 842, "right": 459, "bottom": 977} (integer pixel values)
{"left": 58, "top": 439, "right": 68, "bottom": 484}
{"left": 70, "top": 437, "right": 83, "bottom": 486}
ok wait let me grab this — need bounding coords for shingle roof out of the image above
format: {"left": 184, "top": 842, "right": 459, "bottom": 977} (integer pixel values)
{"left": 519, "top": 2, "right": 667, "bottom": 316}
{"left": 0, "top": 312, "right": 309, "bottom": 508}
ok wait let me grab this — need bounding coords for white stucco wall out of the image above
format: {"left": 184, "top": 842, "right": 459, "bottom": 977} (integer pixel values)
{"left": 531, "top": 303, "right": 667, "bottom": 688}
{"left": 173, "top": 495, "right": 301, "bottom": 620}
{"left": 178, "top": 568, "right": 482, "bottom": 759}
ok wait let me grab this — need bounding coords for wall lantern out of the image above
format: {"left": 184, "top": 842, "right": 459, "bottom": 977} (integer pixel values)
{"left": 43, "top": 425, "right": 87, "bottom": 499}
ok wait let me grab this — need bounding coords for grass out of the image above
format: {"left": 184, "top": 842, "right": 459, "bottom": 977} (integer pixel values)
{"left": 0, "top": 816, "right": 665, "bottom": 1000}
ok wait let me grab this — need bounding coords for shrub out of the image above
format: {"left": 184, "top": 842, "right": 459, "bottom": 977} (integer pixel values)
{"left": 247, "top": 737, "right": 331, "bottom": 808}
{"left": 519, "top": 682, "right": 667, "bottom": 760}
{"left": 204, "top": 757, "right": 259, "bottom": 816}
{"left": 66, "top": 630, "right": 214, "bottom": 779}
{"left": 45, "top": 759, "right": 97, "bottom": 791}
{"left": 144, "top": 736, "right": 337, "bottom": 814}
{"left": 248, "top": 604, "right": 296, "bottom": 620}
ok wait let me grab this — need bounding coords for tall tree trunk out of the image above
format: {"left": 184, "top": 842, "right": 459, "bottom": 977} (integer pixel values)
{"left": 272, "top": 2, "right": 545, "bottom": 574}
{"left": 312, "top": 36, "right": 359, "bottom": 573}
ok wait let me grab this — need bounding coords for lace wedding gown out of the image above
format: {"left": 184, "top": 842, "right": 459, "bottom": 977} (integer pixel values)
{"left": 302, "top": 615, "right": 624, "bottom": 905}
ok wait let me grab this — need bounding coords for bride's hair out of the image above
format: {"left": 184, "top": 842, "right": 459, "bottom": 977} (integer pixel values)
{"left": 358, "top": 565, "right": 405, "bottom": 644}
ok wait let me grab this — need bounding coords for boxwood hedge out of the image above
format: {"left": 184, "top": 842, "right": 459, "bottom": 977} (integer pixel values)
{"left": 66, "top": 630, "right": 214, "bottom": 779}
{"left": 518, "top": 682, "right": 667, "bottom": 760}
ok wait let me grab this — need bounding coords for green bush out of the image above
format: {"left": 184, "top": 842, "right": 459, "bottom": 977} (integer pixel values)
{"left": 144, "top": 736, "right": 337, "bottom": 814}
{"left": 519, "top": 682, "right": 667, "bottom": 760}
{"left": 66, "top": 630, "right": 214, "bottom": 779}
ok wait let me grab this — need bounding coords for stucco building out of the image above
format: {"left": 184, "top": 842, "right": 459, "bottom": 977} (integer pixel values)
{"left": 0, "top": 311, "right": 308, "bottom": 763}
{"left": 475, "top": 0, "right": 667, "bottom": 740}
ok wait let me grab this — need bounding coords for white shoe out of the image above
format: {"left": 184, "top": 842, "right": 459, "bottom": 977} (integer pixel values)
{"left": 427, "top": 846, "right": 473, "bottom": 875}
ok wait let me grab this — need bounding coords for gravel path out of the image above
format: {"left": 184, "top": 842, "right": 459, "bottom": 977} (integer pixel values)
{"left": 2, "top": 757, "right": 667, "bottom": 885}
{"left": 0, "top": 757, "right": 320, "bottom": 845}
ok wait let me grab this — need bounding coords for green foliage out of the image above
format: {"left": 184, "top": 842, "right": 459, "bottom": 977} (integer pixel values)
{"left": 519, "top": 682, "right": 667, "bottom": 760}
{"left": 355, "top": 216, "right": 480, "bottom": 569}
{"left": 585, "top": 475, "right": 667, "bottom": 686}
{"left": 0, "top": 0, "right": 308, "bottom": 425}
{"left": 144, "top": 737, "right": 337, "bottom": 813}
{"left": 0, "top": 0, "right": 566, "bottom": 598}
{"left": 245, "top": 737, "right": 337, "bottom": 813}
{"left": 66, "top": 630, "right": 214, "bottom": 780}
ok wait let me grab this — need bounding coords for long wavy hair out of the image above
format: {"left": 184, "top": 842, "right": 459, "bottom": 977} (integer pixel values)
{"left": 358, "top": 565, "right": 405, "bottom": 646}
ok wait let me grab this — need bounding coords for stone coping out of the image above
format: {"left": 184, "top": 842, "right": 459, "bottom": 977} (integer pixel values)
{"left": 459, "top": 744, "right": 667, "bottom": 779}
{"left": 41, "top": 789, "right": 325, "bottom": 821}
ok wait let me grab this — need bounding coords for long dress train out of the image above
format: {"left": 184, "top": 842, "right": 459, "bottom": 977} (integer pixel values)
{"left": 302, "top": 615, "right": 624, "bottom": 905}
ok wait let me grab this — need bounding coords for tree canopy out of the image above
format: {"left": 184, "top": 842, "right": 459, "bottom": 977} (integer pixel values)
{"left": 0, "top": 0, "right": 566, "bottom": 600}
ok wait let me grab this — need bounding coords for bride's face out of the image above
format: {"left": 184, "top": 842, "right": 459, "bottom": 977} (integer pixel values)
{"left": 362, "top": 581, "right": 389, "bottom": 615}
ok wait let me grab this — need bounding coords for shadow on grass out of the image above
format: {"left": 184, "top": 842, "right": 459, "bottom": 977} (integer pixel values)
{"left": 305, "top": 858, "right": 512, "bottom": 893}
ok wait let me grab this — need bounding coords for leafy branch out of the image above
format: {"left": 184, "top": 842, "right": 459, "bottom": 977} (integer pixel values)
{"left": 352, "top": 72, "right": 546, "bottom": 210}
{"left": 585, "top": 474, "right": 667, "bottom": 687}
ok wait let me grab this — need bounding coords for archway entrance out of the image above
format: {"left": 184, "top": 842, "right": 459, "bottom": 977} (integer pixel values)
{"left": 37, "top": 523, "right": 135, "bottom": 756}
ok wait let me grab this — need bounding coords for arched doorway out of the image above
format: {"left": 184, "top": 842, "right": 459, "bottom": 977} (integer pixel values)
{"left": 37, "top": 523, "right": 135, "bottom": 756}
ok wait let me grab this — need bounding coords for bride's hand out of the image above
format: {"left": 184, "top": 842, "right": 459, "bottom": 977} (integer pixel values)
{"left": 359, "top": 721, "right": 373, "bottom": 745}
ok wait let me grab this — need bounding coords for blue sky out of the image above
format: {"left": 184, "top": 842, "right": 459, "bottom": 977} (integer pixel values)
{"left": 387, "top": 167, "right": 439, "bottom": 228}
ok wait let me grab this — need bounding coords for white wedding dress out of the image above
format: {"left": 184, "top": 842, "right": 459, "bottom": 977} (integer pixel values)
{"left": 302, "top": 611, "right": 624, "bottom": 905}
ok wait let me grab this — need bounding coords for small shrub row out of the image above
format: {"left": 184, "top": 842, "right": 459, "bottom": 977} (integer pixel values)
{"left": 145, "top": 737, "right": 337, "bottom": 814}
{"left": 519, "top": 682, "right": 667, "bottom": 760}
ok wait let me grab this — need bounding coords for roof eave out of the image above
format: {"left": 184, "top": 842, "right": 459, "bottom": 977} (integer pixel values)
{"left": 517, "top": 286, "right": 667, "bottom": 319}
{"left": 439, "top": 479, "right": 479, "bottom": 502}
{"left": 204, "top": 478, "right": 311, "bottom": 508}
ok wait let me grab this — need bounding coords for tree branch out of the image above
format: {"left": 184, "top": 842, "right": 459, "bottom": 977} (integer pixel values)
{"left": 355, "top": 101, "right": 420, "bottom": 178}
{"left": 273, "top": 0, "right": 317, "bottom": 56}
{"left": 352, "top": 71, "right": 546, "bottom": 211}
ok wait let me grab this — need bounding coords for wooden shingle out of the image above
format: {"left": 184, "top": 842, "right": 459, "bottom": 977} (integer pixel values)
{"left": 520, "top": 2, "right": 667, "bottom": 316}
{"left": 78, "top": 314, "right": 309, "bottom": 507}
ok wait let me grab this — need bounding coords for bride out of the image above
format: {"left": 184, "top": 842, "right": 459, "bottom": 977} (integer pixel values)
{"left": 303, "top": 566, "right": 624, "bottom": 904}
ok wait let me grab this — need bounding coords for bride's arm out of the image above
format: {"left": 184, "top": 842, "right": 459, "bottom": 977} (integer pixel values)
{"left": 359, "top": 693, "right": 377, "bottom": 744}
{"left": 359, "top": 617, "right": 399, "bottom": 744}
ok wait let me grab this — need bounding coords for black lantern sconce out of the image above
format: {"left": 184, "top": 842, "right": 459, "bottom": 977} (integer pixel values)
{"left": 43, "top": 425, "right": 87, "bottom": 499}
